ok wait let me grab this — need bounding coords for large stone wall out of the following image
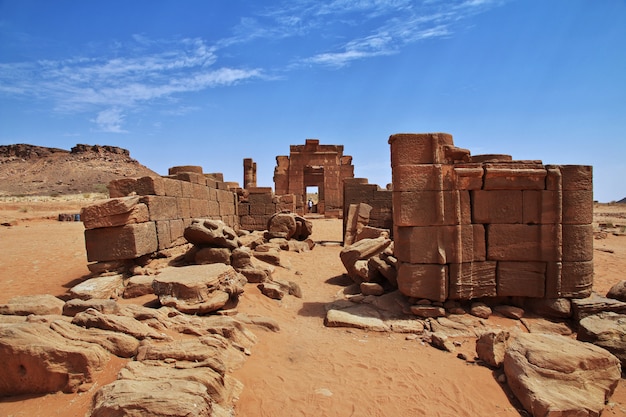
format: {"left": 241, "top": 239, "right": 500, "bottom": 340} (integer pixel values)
{"left": 237, "top": 187, "right": 297, "bottom": 231}
{"left": 343, "top": 178, "right": 393, "bottom": 240}
{"left": 390, "top": 133, "right": 593, "bottom": 302}
{"left": 82, "top": 167, "right": 239, "bottom": 268}
{"left": 274, "top": 139, "right": 354, "bottom": 216}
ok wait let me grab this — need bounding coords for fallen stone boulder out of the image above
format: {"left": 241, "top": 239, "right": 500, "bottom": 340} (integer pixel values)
{"left": 184, "top": 219, "right": 240, "bottom": 250}
{"left": 504, "top": 332, "right": 621, "bottom": 417}
{"left": 68, "top": 275, "right": 124, "bottom": 300}
{"left": 50, "top": 319, "right": 139, "bottom": 358}
{"left": 325, "top": 304, "right": 389, "bottom": 332}
{"left": 122, "top": 275, "right": 155, "bottom": 298}
{"left": 0, "top": 294, "right": 65, "bottom": 316}
{"left": 152, "top": 264, "right": 247, "bottom": 314}
{"left": 90, "top": 379, "right": 213, "bottom": 417}
{"left": 572, "top": 292, "right": 626, "bottom": 321}
{"left": 267, "top": 212, "right": 312, "bottom": 241}
{"left": 476, "top": 330, "right": 509, "bottom": 368}
{"left": 607, "top": 280, "right": 626, "bottom": 302}
{"left": 63, "top": 298, "right": 120, "bottom": 316}
{"left": 72, "top": 308, "right": 170, "bottom": 340}
{"left": 578, "top": 312, "right": 626, "bottom": 370}
{"left": 0, "top": 322, "right": 109, "bottom": 396}
{"left": 340, "top": 236, "right": 392, "bottom": 282}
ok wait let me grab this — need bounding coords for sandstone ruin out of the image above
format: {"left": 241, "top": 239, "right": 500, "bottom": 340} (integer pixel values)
{"left": 3, "top": 134, "right": 626, "bottom": 417}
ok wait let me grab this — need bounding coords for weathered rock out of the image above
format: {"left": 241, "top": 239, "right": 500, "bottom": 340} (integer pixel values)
{"left": 195, "top": 247, "right": 232, "bottom": 265}
{"left": 524, "top": 298, "right": 572, "bottom": 319}
{"left": 267, "top": 212, "right": 297, "bottom": 239}
{"left": 410, "top": 305, "right": 446, "bottom": 318}
{"left": 368, "top": 255, "right": 398, "bottom": 287}
{"left": 81, "top": 196, "right": 146, "bottom": 229}
{"left": 476, "top": 330, "right": 509, "bottom": 368}
{"left": 68, "top": 275, "right": 124, "bottom": 300}
{"left": 0, "top": 294, "right": 65, "bottom": 316}
{"left": 231, "top": 246, "right": 253, "bottom": 269}
{"left": 0, "top": 323, "right": 109, "bottom": 395}
{"left": 288, "top": 240, "right": 313, "bottom": 253}
{"left": 72, "top": 308, "right": 170, "bottom": 340}
{"left": 136, "top": 334, "right": 246, "bottom": 372}
{"left": 237, "top": 266, "right": 272, "bottom": 283}
{"left": 63, "top": 298, "right": 120, "bottom": 316}
{"left": 493, "top": 305, "right": 524, "bottom": 320}
{"left": 152, "top": 264, "right": 247, "bottom": 315}
{"left": 50, "top": 319, "right": 139, "bottom": 358}
{"left": 578, "top": 312, "right": 626, "bottom": 369}
{"left": 340, "top": 236, "right": 392, "bottom": 282}
{"left": 258, "top": 282, "right": 285, "bottom": 300}
{"left": 360, "top": 282, "right": 384, "bottom": 296}
{"left": 387, "top": 319, "right": 425, "bottom": 334}
{"left": 607, "top": 281, "right": 626, "bottom": 302}
{"left": 344, "top": 203, "right": 372, "bottom": 246}
{"left": 253, "top": 246, "right": 282, "bottom": 266}
{"left": 521, "top": 317, "right": 573, "bottom": 335}
{"left": 123, "top": 275, "right": 155, "bottom": 298}
{"left": 470, "top": 302, "right": 492, "bottom": 319}
{"left": 184, "top": 219, "right": 240, "bottom": 250}
{"left": 325, "top": 305, "right": 389, "bottom": 332}
{"left": 273, "top": 279, "right": 303, "bottom": 298}
{"left": 90, "top": 379, "right": 213, "bottom": 417}
{"left": 430, "top": 316, "right": 477, "bottom": 338}
{"left": 431, "top": 333, "right": 456, "bottom": 352}
{"left": 504, "top": 333, "right": 621, "bottom": 417}
{"left": 117, "top": 361, "right": 241, "bottom": 407}
{"left": 572, "top": 292, "right": 626, "bottom": 321}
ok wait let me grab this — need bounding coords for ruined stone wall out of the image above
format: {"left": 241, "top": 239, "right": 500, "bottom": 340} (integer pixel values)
{"left": 82, "top": 168, "right": 238, "bottom": 267}
{"left": 274, "top": 139, "right": 354, "bottom": 216}
{"left": 390, "top": 133, "right": 593, "bottom": 302}
{"left": 238, "top": 187, "right": 297, "bottom": 231}
{"left": 343, "top": 178, "right": 393, "bottom": 239}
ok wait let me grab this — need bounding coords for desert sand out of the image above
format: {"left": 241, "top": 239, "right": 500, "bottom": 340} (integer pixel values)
{"left": 1, "top": 199, "right": 626, "bottom": 417}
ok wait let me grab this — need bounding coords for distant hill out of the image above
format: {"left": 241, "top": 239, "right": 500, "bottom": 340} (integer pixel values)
{"left": 618, "top": 197, "right": 626, "bottom": 204}
{"left": 0, "top": 144, "right": 159, "bottom": 197}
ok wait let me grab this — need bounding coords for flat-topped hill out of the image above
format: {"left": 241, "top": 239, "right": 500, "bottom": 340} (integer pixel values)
{"left": 0, "top": 144, "right": 158, "bottom": 196}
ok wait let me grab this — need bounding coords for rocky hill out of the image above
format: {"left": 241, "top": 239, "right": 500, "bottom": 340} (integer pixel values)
{"left": 0, "top": 144, "right": 159, "bottom": 197}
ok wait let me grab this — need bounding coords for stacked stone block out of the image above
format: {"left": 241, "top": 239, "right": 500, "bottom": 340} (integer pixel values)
{"left": 83, "top": 167, "right": 239, "bottom": 265}
{"left": 390, "top": 133, "right": 593, "bottom": 302}
{"left": 238, "top": 187, "right": 297, "bottom": 231}
{"left": 343, "top": 178, "right": 393, "bottom": 240}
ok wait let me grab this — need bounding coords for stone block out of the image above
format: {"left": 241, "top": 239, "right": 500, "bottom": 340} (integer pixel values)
{"left": 168, "top": 165, "right": 203, "bottom": 175}
{"left": 82, "top": 201, "right": 149, "bottom": 230}
{"left": 545, "top": 165, "right": 563, "bottom": 191}
{"left": 453, "top": 164, "right": 484, "bottom": 190}
{"left": 216, "top": 189, "right": 235, "bottom": 204}
{"left": 107, "top": 176, "right": 165, "bottom": 198}
{"left": 562, "top": 190, "right": 593, "bottom": 225}
{"left": 472, "top": 190, "right": 523, "bottom": 224}
{"left": 483, "top": 164, "right": 546, "bottom": 190}
{"left": 561, "top": 261, "right": 593, "bottom": 298}
{"left": 191, "top": 183, "right": 209, "bottom": 200}
{"left": 180, "top": 181, "right": 193, "bottom": 198}
{"left": 219, "top": 201, "right": 236, "bottom": 216}
{"left": 249, "top": 203, "right": 268, "bottom": 216}
{"left": 177, "top": 198, "right": 191, "bottom": 219}
{"left": 522, "top": 190, "right": 562, "bottom": 224}
{"left": 170, "top": 219, "right": 185, "bottom": 242}
{"left": 393, "top": 190, "right": 470, "bottom": 226}
{"left": 389, "top": 133, "right": 454, "bottom": 166}
{"left": 394, "top": 225, "right": 477, "bottom": 264}
{"left": 156, "top": 220, "right": 172, "bottom": 250}
{"left": 174, "top": 171, "right": 205, "bottom": 184}
{"left": 473, "top": 224, "right": 486, "bottom": 261}
{"left": 85, "top": 222, "right": 158, "bottom": 262}
{"left": 207, "top": 200, "right": 220, "bottom": 216}
{"left": 563, "top": 224, "right": 593, "bottom": 262}
{"left": 189, "top": 198, "right": 209, "bottom": 218}
{"left": 448, "top": 262, "right": 497, "bottom": 300}
{"left": 497, "top": 261, "right": 546, "bottom": 298}
{"left": 238, "top": 203, "right": 250, "bottom": 215}
{"left": 487, "top": 224, "right": 562, "bottom": 262}
{"left": 397, "top": 262, "right": 448, "bottom": 302}
{"left": 392, "top": 164, "right": 454, "bottom": 191}
{"left": 561, "top": 165, "right": 593, "bottom": 191}
{"left": 141, "top": 195, "right": 179, "bottom": 221}
{"left": 545, "top": 262, "right": 563, "bottom": 298}
{"left": 205, "top": 177, "right": 217, "bottom": 189}
{"left": 162, "top": 178, "right": 182, "bottom": 197}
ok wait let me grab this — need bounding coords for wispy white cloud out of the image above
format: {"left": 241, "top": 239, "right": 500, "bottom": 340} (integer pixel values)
{"left": 92, "top": 107, "right": 127, "bottom": 133}
{"left": 0, "top": 37, "right": 262, "bottom": 132}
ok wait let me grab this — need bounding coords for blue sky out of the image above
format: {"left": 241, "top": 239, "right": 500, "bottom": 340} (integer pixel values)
{"left": 1, "top": 0, "right": 624, "bottom": 202}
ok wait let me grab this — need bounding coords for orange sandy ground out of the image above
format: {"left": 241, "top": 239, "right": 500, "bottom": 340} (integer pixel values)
{"left": 1, "top": 202, "right": 625, "bottom": 417}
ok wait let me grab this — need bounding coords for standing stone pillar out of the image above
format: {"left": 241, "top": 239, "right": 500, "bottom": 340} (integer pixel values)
{"left": 243, "top": 158, "right": 257, "bottom": 189}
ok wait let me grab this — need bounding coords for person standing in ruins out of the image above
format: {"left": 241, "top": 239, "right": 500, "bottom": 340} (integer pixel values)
{"left": 308, "top": 199, "right": 313, "bottom": 213}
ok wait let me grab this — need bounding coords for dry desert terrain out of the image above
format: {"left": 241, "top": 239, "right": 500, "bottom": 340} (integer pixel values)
{"left": 1, "top": 197, "right": 626, "bottom": 417}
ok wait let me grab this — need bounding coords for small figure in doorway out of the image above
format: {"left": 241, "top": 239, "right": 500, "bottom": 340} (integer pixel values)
{"left": 308, "top": 199, "right": 313, "bottom": 213}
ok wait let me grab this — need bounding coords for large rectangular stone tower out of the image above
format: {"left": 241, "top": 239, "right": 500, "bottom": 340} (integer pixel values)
{"left": 390, "top": 133, "right": 593, "bottom": 302}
